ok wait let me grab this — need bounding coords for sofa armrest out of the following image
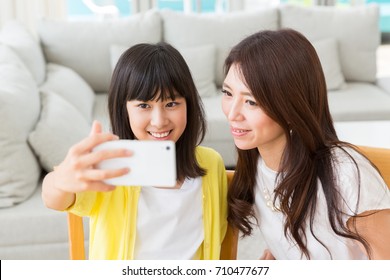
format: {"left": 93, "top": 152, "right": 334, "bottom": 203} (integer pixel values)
{"left": 377, "top": 76, "right": 390, "bottom": 95}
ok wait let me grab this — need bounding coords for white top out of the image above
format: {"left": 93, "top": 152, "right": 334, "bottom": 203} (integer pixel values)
{"left": 134, "top": 177, "right": 203, "bottom": 259}
{"left": 254, "top": 147, "right": 390, "bottom": 259}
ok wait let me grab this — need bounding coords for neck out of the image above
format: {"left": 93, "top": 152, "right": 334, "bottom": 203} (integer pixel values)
{"left": 257, "top": 136, "right": 286, "bottom": 172}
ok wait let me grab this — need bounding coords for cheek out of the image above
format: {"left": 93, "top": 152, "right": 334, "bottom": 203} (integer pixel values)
{"left": 178, "top": 109, "right": 187, "bottom": 130}
{"left": 221, "top": 98, "right": 230, "bottom": 117}
{"left": 250, "top": 112, "right": 273, "bottom": 131}
{"left": 127, "top": 109, "right": 144, "bottom": 132}
{"left": 255, "top": 115, "right": 284, "bottom": 137}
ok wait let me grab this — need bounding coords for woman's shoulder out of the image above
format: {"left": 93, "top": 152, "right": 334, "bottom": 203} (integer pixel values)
{"left": 333, "top": 145, "right": 390, "bottom": 214}
{"left": 329, "top": 145, "right": 378, "bottom": 188}
{"left": 331, "top": 145, "right": 367, "bottom": 166}
{"left": 195, "top": 146, "right": 225, "bottom": 170}
{"left": 196, "top": 146, "right": 224, "bottom": 161}
{"left": 330, "top": 145, "right": 380, "bottom": 182}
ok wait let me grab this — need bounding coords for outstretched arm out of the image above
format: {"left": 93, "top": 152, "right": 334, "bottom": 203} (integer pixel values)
{"left": 42, "top": 121, "right": 131, "bottom": 211}
{"left": 348, "top": 209, "right": 390, "bottom": 259}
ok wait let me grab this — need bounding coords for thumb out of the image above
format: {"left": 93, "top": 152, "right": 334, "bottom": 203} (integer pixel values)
{"left": 89, "top": 120, "right": 102, "bottom": 136}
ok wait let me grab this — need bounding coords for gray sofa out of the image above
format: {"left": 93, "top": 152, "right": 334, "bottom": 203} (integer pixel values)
{"left": 1, "top": 4, "right": 390, "bottom": 259}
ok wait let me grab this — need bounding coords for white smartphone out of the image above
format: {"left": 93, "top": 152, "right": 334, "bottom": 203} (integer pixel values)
{"left": 93, "top": 140, "right": 176, "bottom": 187}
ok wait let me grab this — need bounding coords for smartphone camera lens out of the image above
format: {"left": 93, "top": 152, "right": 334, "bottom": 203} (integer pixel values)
{"left": 166, "top": 146, "right": 170, "bottom": 150}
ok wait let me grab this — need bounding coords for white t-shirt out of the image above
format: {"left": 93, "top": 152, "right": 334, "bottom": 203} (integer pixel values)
{"left": 254, "top": 147, "right": 390, "bottom": 259}
{"left": 134, "top": 177, "right": 203, "bottom": 259}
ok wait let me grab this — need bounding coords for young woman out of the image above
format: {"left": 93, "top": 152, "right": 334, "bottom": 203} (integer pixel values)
{"left": 42, "top": 42, "right": 228, "bottom": 260}
{"left": 221, "top": 29, "right": 390, "bottom": 259}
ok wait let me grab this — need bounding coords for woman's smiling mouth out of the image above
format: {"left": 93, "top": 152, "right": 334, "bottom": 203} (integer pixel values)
{"left": 148, "top": 130, "right": 171, "bottom": 139}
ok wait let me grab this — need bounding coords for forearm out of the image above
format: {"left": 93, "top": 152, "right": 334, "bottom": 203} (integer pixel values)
{"left": 366, "top": 209, "right": 390, "bottom": 260}
{"left": 348, "top": 209, "right": 390, "bottom": 260}
{"left": 42, "top": 171, "right": 75, "bottom": 211}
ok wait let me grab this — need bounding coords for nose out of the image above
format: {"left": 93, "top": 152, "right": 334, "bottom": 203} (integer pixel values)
{"left": 226, "top": 98, "right": 243, "bottom": 122}
{"left": 150, "top": 107, "right": 169, "bottom": 128}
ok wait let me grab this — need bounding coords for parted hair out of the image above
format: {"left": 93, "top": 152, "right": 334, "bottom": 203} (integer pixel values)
{"left": 108, "top": 42, "right": 206, "bottom": 181}
{"left": 225, "top": 29, "right": 374, "bottom": 259}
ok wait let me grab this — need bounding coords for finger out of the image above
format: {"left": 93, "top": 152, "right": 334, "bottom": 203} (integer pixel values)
{"left": 259, "top": 249, "right": 271, "bottom": 260}
{"left": 71, "top": 133, "right": 120, "bottom": 156}
{"left": 81, "top": 167, "right": 130, "bottom": 182}
{"left": 259, "top": 252, "right": 266, "bottom": 260}
{"left": 263, "top": 250, "right": 275, "bottom": 260}
{"left": 80, "top": 148, "right": 133, "bottom": 168}
{"left": 89, "top": 120, "right": 102, "bottom": 136}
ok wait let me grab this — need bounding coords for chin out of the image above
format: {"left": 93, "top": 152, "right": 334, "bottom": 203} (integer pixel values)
{"left": 234, "top": 141, "right": 256, "bottom": 151}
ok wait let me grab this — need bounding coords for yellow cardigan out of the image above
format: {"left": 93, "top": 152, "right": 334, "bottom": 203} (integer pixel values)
{"left": 68, "top": 146, "right": 228, "bottom": 259}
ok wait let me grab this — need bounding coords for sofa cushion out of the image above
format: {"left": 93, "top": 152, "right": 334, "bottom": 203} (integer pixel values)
{"left": 92, "top": 93, "right": 111, "bottom": 133}
{"left": 280, "top": 4, "right": 380, "bottom": 83}
{"left": 0, "top": 184, "right": 69, "bottom": 259}
{"left": 0, "top": 21, "right": 46, "bottom": 85}
{"left": 202, "top": 95, "right": 237, "bottom": 167}
{"left": 377, "top": 76, "right": 390, "bottom": 93}
{"left": 312, "top": 38, "right": 346, "bottom": 91}
{"left": 180, "top": 45, "right": 218, "bottom": 97}
{"left": 161, "top": 8, "right": 279, "bottom": 87}
{"left": 28, "top": 90, "right": 91, "bottom": 172}
{"left": 0, "top": 45, "right": 41, "bottom": 208}
{"left": 40, "top": 63, "right": 95, "bottom": 121}
{"left": 38, "top": 10, "right": 162, "bottom": 93}
{"left": 110, "top": 44, "right": 218, "bottom": 97}
{"left": 328, "top": 83, "right": 390, "bottom": 121}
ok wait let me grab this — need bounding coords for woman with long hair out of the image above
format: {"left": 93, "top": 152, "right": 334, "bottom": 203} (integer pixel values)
{"left": 222, "top": 29, "right": 390, "bottom": 259}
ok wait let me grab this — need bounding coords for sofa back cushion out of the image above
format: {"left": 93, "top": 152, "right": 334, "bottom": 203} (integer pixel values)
{"left": 280, "top": 4, "right": 380, "bottom": 83}
{"left": 312, "top": 38, "right": 346, "bottom": 91}
{"left": 38, "top": 10, "right": 162, "bottom": 92}
{"left": 40, "top": 63, "right": 95, "bottom": 121}
{"left": 0, "top": 45, "right": 41, "bottom": 208}
{"left": 161, "top": 8, "right": 279, "bottom": 87}
{"left": 28, "top": 90, "right": 91, "bottom": 172}
{"left": 110, "top": 44, "right": 218, "bottom": 97}
{"left": 0, "top": 21, "right": 46, "bottom": 86}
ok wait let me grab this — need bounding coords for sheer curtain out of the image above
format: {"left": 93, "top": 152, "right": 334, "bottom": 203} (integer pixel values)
{"left": 0, "top": 0, "right": 66, "bottom": 35}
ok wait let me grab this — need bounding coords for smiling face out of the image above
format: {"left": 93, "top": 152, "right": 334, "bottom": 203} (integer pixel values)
{"left": 126, "top": 92, "right": 187, "bottom": 142}
{"left": 221, "top": 64, "right": 286, "bottom": 154}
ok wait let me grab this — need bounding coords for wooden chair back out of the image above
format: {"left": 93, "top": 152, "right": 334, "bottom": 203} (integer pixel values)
{"left": 67, "top": 170, "right": 238, "bottom": 260}
{"left": 358, "top": 146, "right": 390, "bottom": 187}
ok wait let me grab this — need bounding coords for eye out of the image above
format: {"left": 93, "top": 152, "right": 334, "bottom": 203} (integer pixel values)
{"left": 137, "top": 103, "right": 150, "bottom": 109}
{"left": 221, "top": 89, "right": 232, "bottom": 97}
{"left": 166, "top": 101, "right": 179, "bottom": 108}
{"left": 246, "top": 100, "right": 258, "bottom": 106}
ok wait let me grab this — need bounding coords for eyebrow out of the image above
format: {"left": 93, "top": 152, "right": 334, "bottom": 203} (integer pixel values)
{"left": 222, "top": 82, "right": 253, "bottom": 97}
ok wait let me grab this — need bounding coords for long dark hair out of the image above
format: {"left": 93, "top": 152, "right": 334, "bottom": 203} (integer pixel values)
{"left": 225, "top": 29, "right": 372, "bottom": 259}
{"left": 108, "top": 42, "right": 206, "bottom": 181}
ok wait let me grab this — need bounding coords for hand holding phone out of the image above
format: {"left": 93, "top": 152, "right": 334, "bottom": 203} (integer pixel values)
{"left": 93, "top": 140, "right": 176, "bottom": 187}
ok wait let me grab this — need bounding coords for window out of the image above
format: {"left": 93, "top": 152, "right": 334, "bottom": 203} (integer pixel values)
{"left": 367, "top": 0, "right": 390, "bottom": 33}
{"left": 66, "top": 0, "right": 390, "bottom": 34}
{"left": 66, "top": 0, "right": 131, "bottom": 19}
{"left": 66, "top": 0, "right": 222, "bottom": 18}
{"left": 280, "top": 0, "right": 390, "bottom": 33}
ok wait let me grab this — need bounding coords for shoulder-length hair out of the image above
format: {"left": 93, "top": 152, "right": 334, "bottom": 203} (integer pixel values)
{"left": 108, "top": 42, "right": 206, "bottom": 181}
{"left": 225, "top": 29, "right": 371, "bottom": 259}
